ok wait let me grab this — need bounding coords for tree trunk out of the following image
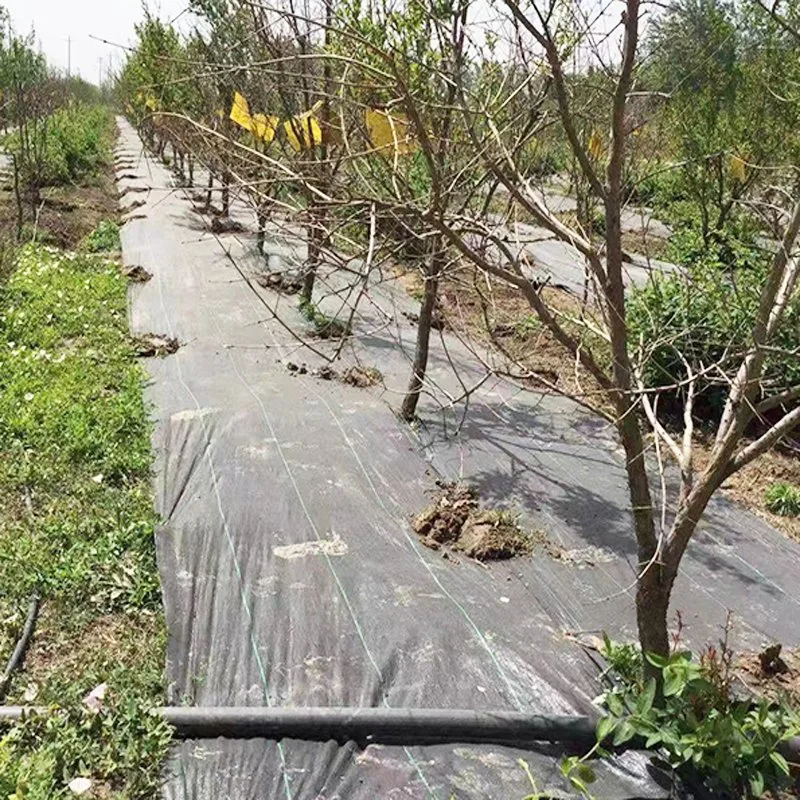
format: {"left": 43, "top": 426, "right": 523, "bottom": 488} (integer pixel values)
{"left": 300, "top": 204, "right": 324, "bottom": 304}
{"left": 400, "top": 243, "right": 443, "bottom": 421}
{"left": 257, "top": 208, "right": 267, "bottom": 255}
{"left": 205, "top": 170, "right": 214, "bottom": 209}
{"left": 221, "top": 173, "right": 230, "bottom": 217}
{"left": 636, "top": 566, "right": 674, "bottom": 682}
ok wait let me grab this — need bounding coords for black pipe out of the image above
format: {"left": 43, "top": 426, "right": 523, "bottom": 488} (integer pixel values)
{"left": 0, "top": 595, "right": 39, "bottom": 702}
{"left": 157, "top": 706, "right": 599, "bottom": 745}
{"left": 1, "top": 704, "right": 798, "bottom": 762}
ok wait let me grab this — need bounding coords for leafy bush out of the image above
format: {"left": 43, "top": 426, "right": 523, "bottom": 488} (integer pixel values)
{"left": 628, "top": 254, "right": 800, "bottom": 423}
{"left": 597, "top": 637, "right": 800, "bottom": 798}
{"left": 765, "top": 483, "right": 800, "bottom": 517}
{"left": 82, "top": 220, "right": 121, "bottom": 253}
{"left": 7, "top": 104, "right": 113, "bottom": 187}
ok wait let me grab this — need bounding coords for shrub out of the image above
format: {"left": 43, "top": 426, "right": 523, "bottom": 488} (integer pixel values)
{"left": 597, "top": 637, "right": 800, "bottom": 798}
{"left": 628, "top": 254, "right": 800, "bottom": 424}
{"left": 765, "top": 483, "right": 800, "bottom": 517}
{"left": 7, "top": 104, "right": 113, "bottom": 187}
{"left": 82, "top": 220, "right": 120, "bottom": 253}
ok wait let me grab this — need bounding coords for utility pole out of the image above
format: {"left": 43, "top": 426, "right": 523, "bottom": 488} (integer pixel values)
{"left": 98, "top": 57, "right": 103, "bottom": 88}
{"left": 67, "top": 36, "right": 71, "bottom": 78}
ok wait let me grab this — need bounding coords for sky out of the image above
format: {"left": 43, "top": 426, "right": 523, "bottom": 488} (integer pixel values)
{"left": 3, "top": 0, "right": 191, "bottom": 85}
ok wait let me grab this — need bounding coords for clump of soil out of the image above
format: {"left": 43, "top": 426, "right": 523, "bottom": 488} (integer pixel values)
{"left": 257, "top": 271, "right": 303, "bottom": 295}
{"left": 118, "top": 186, "right": 148, "bottom": 198}
{"left": 121, "top": 199, "right": 146, "bottom": 213}
{"left": 209, "top": 216, "right": 245, "bottom": 234}
{"left": 122, "top": 265, "right": 152, "bottom": 283}
{"left": 133, "top": 333, "right": 180, "bottom": 357}
{"left": 342, "top": 365, "right": 382, "bottom": 388}
{"left": 283, "top": 360, "right": 383, "bottom": 389}
{"left": 736, "top": 643, "right": 800, "bottom": 706}
{"left": 122, "top": 213, "right": 147, "bottom": 224}
{"left": 412, "top": 482, "right": 536, "bottom": 561}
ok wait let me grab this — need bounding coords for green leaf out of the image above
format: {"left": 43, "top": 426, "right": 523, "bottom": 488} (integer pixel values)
{"left": 574, "top": 763, "right": 597, "bottom": 785}
{"left": 596, "top": 715, "right": 616, "bottom": 743}
{"left": 769, "top": 750, "right": 790, "bottom": 776}
{"left": 645, "top": 652, "right": 668, "bottom": 669}
{"left": 645, "top": 732, "right": 663, "bottom": 748}
{"left": 749, "top": 771, "right": 765, "bottom": 797}
{"left": 613, "top": 720, "right": 636, "bottom": 746}
{"left": 637, "top": 678, "right": 656, "bottom": 716}
{"left": 606, "top": 693, "right": 624, "bottom": 716}
{"left": 663, "top": 670, "right": 684, "bottom": 697}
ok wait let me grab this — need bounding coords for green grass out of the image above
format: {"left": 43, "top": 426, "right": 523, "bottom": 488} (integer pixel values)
{"left": 765, "top": 482, "right": 800, "bottom": 518}
{"left": 82, "top": 219, "right": 121, "bottom": 253}
{"left": 0, "top": 243, "right": 170, "bottom": 798}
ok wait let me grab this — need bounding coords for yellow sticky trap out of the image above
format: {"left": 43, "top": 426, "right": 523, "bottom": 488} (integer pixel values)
{"left": 730, "top": 154, "right": 746, "bottom": 182}
{"left": 366, "top": 109, "right": 415, "bottom": 155}
{"left": 284, "top": 106, "right": 323, "bottom": 151}
{"left": 252, "top": 113, "right": 279, "bottom": 143}
{"left": 230, "top": 91, "right": 254, "bottom": 132}
{"left": 588, "top": 130, "right": 603, "bottom": 160}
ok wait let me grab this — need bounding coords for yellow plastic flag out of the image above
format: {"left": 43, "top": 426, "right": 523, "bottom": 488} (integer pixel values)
{"left": 230, "top": 91, "right": 255, "bottom": 132}
{"left": 365, "top": 109, "right": 415, "bottom": 155}
{"left": 588, "top": 129, "right": 604, "bottom": 160}
{"left": 284, "top": 102, "right": 324, "bottom": 151}
{"left": 730, "top": 154, "right": 746, "bottom": 182}
{"left": 252, "top": 113, "right": 279, "bottom": 144}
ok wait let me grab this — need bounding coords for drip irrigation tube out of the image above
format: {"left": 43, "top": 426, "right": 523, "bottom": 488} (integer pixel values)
{"left": 158, "top": 707, "right": 600, "bottom": 745}
{"left": 1, "top": 705, "right": 799, "bottom": 761}
{"left": 0, "top": 595, "right": 40, "bottom": 702}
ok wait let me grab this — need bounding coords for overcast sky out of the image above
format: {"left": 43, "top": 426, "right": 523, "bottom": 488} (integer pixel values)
{"left": 4, "top": 0, "right": 191, "bottom": 85}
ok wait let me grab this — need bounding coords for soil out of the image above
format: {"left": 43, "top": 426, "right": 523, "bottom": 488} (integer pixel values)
{"left": 122, "top": 264, "right": 153, "bottom": 283}
{"left": 341, "top": 365, "right": 383, "bottom": 388}
{"left": 210, "top": 216, "right": 246, "bottom": 234}
{"left": 257, "top": 270, "right": 303, "bottom": 294}
{"left": 283, "top": 360, "right": 383, "bottom": 389}
{"left": 407, "top": 262, "right": 611, "bottom": 410}
{"left": 133, "top": 333, "right": 180, "bottom": 357}
{"left": 16, "top": 603, "right": 164, "bottom": 703}
{"left": 412, "top": 482, "right": 541, "bottom": 561}
{"left": 0, "top": 173, "right": 120, "bottom": 250}
{"left": 735, "top": 644, "right": 800, "bottom": 707}
{"left": 693, "top": 436, "right": 800, "bottom": 543}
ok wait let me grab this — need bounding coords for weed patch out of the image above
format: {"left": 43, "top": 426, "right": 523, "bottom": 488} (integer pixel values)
{"left": 0, "top": 244, "right": 169, "bottom": 797}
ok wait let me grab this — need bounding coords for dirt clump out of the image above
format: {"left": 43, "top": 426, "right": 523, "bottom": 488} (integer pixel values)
{"left": 133, "top": 333, "right": 180, "bottom": 357}
{"left": 257, "top": 270, "right": 303, "bottom": 295}
{"left": 342, "top": 365, "right": 382, "bottom": 388}
{"left": 209, "top": 216, "right": 245, "bottom": 234}
{"left": 736, "top": 643, "right": 800, "bottom": 707}
{"left": 413, "top": 483, "right": 536, "bottom": 561}
{"left": 122, "top": 264, "right": 152, "bottom": 283}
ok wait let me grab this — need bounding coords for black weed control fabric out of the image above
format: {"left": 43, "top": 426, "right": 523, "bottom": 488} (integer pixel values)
{"left": 115, "top": 118, "right": 800, "bottom": 799}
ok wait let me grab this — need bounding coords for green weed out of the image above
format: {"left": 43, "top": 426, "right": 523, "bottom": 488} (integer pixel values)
{"left": 82, "top": 219, "right": 121, "bottom": 253}
{"left": 0, "top": 244, "right": 169, "bottom": 797}
{"left": 299, "top": 298, "right": 351, "bottom": 339}
{"left": 594, "top": 635, "right": 800, "bottom": 798}
{"left": 765, "top": 483, "right": 800, "bottom": 518}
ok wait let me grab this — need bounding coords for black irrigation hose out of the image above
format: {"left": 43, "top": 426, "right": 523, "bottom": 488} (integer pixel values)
{"left": 2, "top": 703, "right": 799, "bottom": 767}
{"left": 0, "top": 595, "right": 40, "bottom": 702}
{"left": 157, "top": 707, "right": 600, "bottom": 746}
